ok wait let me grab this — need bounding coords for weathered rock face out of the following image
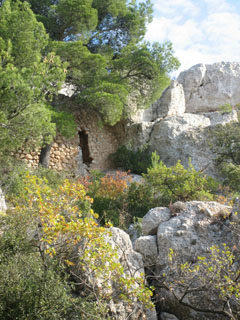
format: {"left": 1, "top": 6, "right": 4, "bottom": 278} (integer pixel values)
{"left": 0, "top": 188, "right": 6, "bottom": 213}
{"left": 129, "top": 80, "right": 185, "bottom": 123}
{"left": 142, "top": 207, "right": 171, "bottom": 236}
{"left": 156, "top": 201, "right": 232, "bottom": 268}
{"left": 72, "top": 227, "right": 157, "bottom": 320}
{"left": 125, "top": 62, "right": 240, "bottom": 179}
{"left": 178, "top": 62, "right": 240, "bottom": 113}
{"left": 134, "top": 235, "right": 158, "bottom": 266}
{"left": 152, "top": 80, "right": 185, "bottom": 119}
{"left": 148, "top": 112, "right": 236, "bottom": 178}
{"left": 135, "top": 202, "right": 237, "bottom": 320}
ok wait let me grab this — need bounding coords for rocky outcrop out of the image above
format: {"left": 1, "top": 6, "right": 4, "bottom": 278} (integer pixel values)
{"left": 130, "top": 81, "right": 185, "bottom": 123}
{"left": 134, "top": 201, "right": 237, "bottom": 320}
{"left": 151, "top": 80, "right": 185, "bottom": 119}
{"left": 178, "top": 62, "right": 240, "bottom": 113}
{"left": 0, "top": 188, "right": 6, "bottom": 213}
{"left": 149, "top": 112, "right": 238, "bottom": 178}
{"left": 142, "top": 207, "right": 171, "bottom": 236}
{"left": 72, "top": 227, "right": 157, "bottom": 320}
{"left": 134, "top": 235, "right": 158, "bottom": 266}
{"left": 125, "top": 62, "right": 240, "bottom": 179}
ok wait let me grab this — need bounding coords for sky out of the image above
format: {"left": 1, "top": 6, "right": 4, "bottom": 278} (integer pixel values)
{"left": 145, "top": 0, "right": 240, "bottom": 76}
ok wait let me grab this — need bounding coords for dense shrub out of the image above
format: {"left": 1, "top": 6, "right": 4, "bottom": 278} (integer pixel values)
{"left": 79, "top": 155, "right": 218, "bottom": 225}
{"left": 109, "top": 144, "right": 152, "bottom": 174}
{"left": 1, "top": 174, "right": 152, "bottom": 319}
{"left": 212, "top": 121, "right": 240, "bottom": 192}
{"left": 0, "top": 157, "right": 69, "bottom": 199}
{"left": 0, "top": 157, "right": 29, "bottom": 197}
{"left": 126, "top": 153, "right": 218, "bottom": 218}
{"left": 78, "top": 170, "right": 132, "bottom": 227}
{"left": 144, "top": 153, "right": 218, "bottom": 204}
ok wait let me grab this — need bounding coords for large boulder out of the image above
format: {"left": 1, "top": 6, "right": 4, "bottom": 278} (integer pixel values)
{"left": 156, "top": 201, "right": 232, "bottom": 268}
{"left": 128, "top": 80, "right": 185, "bottom": 123}
{"left": 178, "top": 62, "right": 240, "bottom": 113}
{"left": 151, "top": 80, "right": 185, "bottom": 119}
{"left": 148, "top": 112, "right": 237, "bottom": 178}
{"left": 134, "top": 235, "right": 158, "bottom": 266}
{"left": 142, "top": 207, "right": 171, "bottom": 236}
{"left": 72, "top": 227, "right": 156, "bottom": 319}
{"left": 125, "top": 110, "right": 237, "bottom": 179}
{"left": 136, "top": 201, "right": 236, "bottom": 320}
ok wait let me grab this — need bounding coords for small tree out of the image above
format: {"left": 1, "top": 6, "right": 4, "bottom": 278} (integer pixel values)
{"left": 2, "top": 174, "right": 153, "bottom": 318}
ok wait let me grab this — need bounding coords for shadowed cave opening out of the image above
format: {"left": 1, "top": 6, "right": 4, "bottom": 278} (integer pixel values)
{"left": 79, "top": 130, "right": 93, "bottom": 165}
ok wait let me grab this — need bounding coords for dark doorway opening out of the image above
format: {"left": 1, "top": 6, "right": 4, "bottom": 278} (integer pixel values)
{"left": 79, "top": 130, "right": 93, "bottom": 165}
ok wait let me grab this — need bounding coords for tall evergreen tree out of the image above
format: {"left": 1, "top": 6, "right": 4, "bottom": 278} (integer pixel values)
{"left": 0, "top": 0, "right": 67, "bottom": 154}
{"left": 21, "top": 0, "right": 180, "bottom": 125}
{"left": 0, "top": 0, "right": 180, "bottom": 166}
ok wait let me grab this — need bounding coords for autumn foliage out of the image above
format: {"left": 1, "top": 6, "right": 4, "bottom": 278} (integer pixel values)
{"left": 0, "top": 174, "right": 153, "bottom": 319}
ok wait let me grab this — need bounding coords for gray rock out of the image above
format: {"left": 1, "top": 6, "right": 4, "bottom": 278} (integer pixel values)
{"left": 134, "top": 235, "right": 158, "bottom": 266}
{"left": 142, "top": 207, "right": 171, "bottom": 236}
{"left": 152, "top": 80, "right": 185, "bottom": 119}
{"left": 148, "top": 112, "right": 237, "bottom": 179}
{"left": 156, "top": 201, "right": 232, "bottom": 267}
{"left": 160, "top": 312, "right": 179, "bottom": 320}
{"left": 150, "top": 201, "right": 234, "bottom": 320}
{"left": 178, "top": 62, "right": 240, "bottom": 113}
{"left": 72, "top": 227, "right": 150, "bottom": 319}
{"left": 128, "top": 223, "right": 141, "bottom": 245}
{"left": 146, "top": 308, "right": 158, "bottom": 320}
{"left": 0, "top": 187, "right": 6, "bottom": 213}
{"left": 203, "top": 110, "right": 238, "bottom": 125}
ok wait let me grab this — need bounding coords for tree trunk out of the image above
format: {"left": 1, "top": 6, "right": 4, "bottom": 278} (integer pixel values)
{"left": 38, "top": 143, "right": 52, "bottom": 168}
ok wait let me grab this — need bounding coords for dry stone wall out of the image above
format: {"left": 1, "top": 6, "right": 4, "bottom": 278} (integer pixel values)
{"left": 14, "top": 110, "right": 120, "bottom": 173}
{"left": 14, "top": 135, "right": 80, "bottom": 171}
{"left": 76, "top": 110, "right": 119, "bottom": 171}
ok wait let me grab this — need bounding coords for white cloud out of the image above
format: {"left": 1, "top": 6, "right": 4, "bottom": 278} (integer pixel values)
{"left": 154, "top": 0, "right": 199, "bottom": 17}
{"left": 146, "top": 0, "right": 240, "bottom": 75}
{"left": 203, "top": 0, "right": 232, "bottom": 13}
{"left": 203, "top": 12, "right": 240, "bottom": 46}
{"left": 145, "top": 17, "right": 203, "bottom": 48}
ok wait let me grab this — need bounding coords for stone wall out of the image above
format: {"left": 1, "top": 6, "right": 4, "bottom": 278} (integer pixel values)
{"left": 14, "top": 135, "right": 80, "bottom": 171}
{"left": 76, "top": 110, "right": 120, "bottom": 171}
{"left": 14, "top": 110, "right": 120, "bottom": 173}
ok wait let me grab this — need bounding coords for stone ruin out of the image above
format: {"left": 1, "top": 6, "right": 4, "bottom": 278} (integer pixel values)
{"left": 14, "top": 109, "right": 120, "bottom": 174}
{"left": 14, "top": 62, "right": 240, "bottom": 178}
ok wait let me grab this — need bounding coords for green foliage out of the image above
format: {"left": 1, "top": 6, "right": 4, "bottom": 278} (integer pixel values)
{"left": 126, "top": 153, "right": 218, "bottom": 218}
{"left": 212, "top": 122, "right": 240, "bottom": 191}
{"left": 0, "top": 211, "right": 78, "bottom": 320}
{"left": 219, "top": 103, "right": 233, "bottom": 114}
{"left": 126, "top": 181, "right": 156, "bottom": 218}
{"left": 0, "top": 0, "right": 48, "bottom": 67}
{"left": 109, "top": 144, "right": 152, "bottom": 174}
{"left": 144, "top": 153, "right": 218, "bottom": 204}
{"left": 0, "top": 157, "right": 30, "bottom": 197}
{"left": 25, "top": 0, "right": 180, "bottom": 126}
{"left": 111, "top": 41, "right": 179, "bottom": 110}
{"left": 79, "top": 155, "right": 218, "bottom": 225}
{"left": 165, "top": 244, "right": 240, "bottom": 319}
{"left": 1, "top": 174, "right": 153, "bottom": 319}
{"left": 78, "top": 171, "right": 132, "bottom": 227}
{"left": 0, "top": 0, "right": 180, "bottom": 157}
{"left": 0, "top": 0, "right": 67, "bottom": 153}
{"left": 51, "top": 109, "right": 77, "bottom": 138}
{"left": 0, "top": 157, "right": 68, "bottom": 198}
